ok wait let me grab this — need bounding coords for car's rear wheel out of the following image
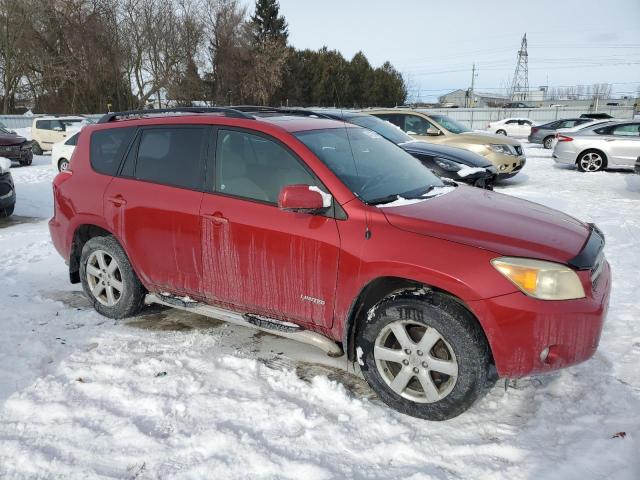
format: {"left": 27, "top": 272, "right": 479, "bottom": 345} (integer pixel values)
{"left": 496, "top": 129, "right": 507, "bottom": 135}
{"left": 80, "top": 236, "right": 145, "bottom": 319}
{"left": 58, "top": 158, "right": 69, "bottom": 172}
{"left": 577, "top": 150, "right": 606, "bottom": 172}
{"left": 0, "top": 204, "right": 14, "bottom": 218}
{"left": 19, "top": 151, "right": 33, "bottom": 166}
{"left": 543, "top": 136, "right": 554, "bottom": 149}
{"left": 356, "top": 293, "right": 491, "bottom": 420}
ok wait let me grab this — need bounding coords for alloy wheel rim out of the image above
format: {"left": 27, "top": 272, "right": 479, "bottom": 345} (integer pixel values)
{"left": 580, "top": 153, "right": 602, "bottom": 171}
{"left": 86, "top": 250, "right": 123, "bottom": 306}
{"left": 544, "top": 138, "right": 553, "bottom": 148}
{"left": 374, "top": 320, "right": 458, "bottom": 403}
{"left": 60, "top": 160, "right": 69, "bottom": 171}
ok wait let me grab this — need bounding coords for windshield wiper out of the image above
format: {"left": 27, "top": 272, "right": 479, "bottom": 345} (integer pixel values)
{"left": 401, "top": 185, "right": 436, "bottom": 199}
{"left": 366, "top": 194, "right": 399, "bottom": 205}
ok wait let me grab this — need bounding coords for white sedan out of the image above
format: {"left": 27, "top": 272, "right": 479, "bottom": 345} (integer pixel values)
{"left": 51, "top": 131, "right": 79, "bottom": 172}
{"left": 486, "top": 118, "right": 536, "bottom": 138}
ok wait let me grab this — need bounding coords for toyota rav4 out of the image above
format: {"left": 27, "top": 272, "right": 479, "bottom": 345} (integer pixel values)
{"left": 49, "top": 108, "right": 611, "bottom": 420}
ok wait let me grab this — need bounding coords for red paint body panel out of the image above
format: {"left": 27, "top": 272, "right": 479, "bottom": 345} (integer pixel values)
{"left": 49, "top": 114, "right": 612, "bottom": 380}
{"left": 382, "top": 186, "right": 589, "bottom": 263}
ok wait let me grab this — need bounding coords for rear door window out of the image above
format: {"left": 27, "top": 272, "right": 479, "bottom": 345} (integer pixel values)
{"left": 90, "top": 127, "right": 136, "bottom": 176}
{"left": 135, "top": 127, "right": 207, "bottom": 190}
{"left": 611, "top": 123, "right": 640, "bottom": 137}
{"left": 36, "top": 120, "right": 51, "bottom": 130}
{"left": 403, "top": 115, "right": 433, "bottom": 135}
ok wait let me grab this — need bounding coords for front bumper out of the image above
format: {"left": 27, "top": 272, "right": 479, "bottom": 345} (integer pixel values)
{"left": 0, "top": 172, "right": 16, "bottom": 208}
{"left": 0, "top": 144, "right": 32, "bottom": 162}
{"left": 552, "top": 148, "right": 577, "bottom": 165}
{"left": 468, "top": 260, "right": 611, "bottom": 378}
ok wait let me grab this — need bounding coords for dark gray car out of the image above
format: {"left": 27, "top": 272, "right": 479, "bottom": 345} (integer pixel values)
{"left": 528, "top": 118, "right": 593, "bottom": 149}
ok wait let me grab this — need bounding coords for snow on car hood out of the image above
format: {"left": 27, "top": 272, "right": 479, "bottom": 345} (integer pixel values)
{"left": 376, "top": 186, "right": 456, "bottom": 208}
{"left": 381, "top": 185, "right": 590, "bottom": 263}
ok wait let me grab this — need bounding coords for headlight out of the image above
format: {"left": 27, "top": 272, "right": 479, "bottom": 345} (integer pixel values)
{"left": 0, "top": 157, "right": 10, "bottom": 174}
{"left": 491, "top": 257, "right": 585, "bottom": 300}
{"left": 488, "top": 144, "right": 515, "bottom": 156}
{"left": 434, "top": 158, "right": 462, "bottom": 171}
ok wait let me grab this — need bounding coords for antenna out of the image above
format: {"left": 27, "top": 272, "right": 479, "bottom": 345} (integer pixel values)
{"left": 509, "top": 33, "right": 529, "bottom": 102}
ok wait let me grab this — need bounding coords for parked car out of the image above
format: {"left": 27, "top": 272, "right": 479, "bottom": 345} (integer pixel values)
{"left": 367, "top": 109, "right": 526, "bottom": 179}
{"left": 0, "top": 126, "right": 33, "bottom": 166}
{"left": 528, "top": 118, "right": 594, "bottom": 149}
{"left": 580, "top": 113, "right": 614, "bottom": 120}
{"left": 51, "top": 132, "right": 80, "bottom": 172}
{"left": 50, "top": 107, "right": 611, "bottom": 421}
{"left": 486, "top": 118, "right": 536, "bottom": 138}
{"left": 553, "top": 120, "right": 640, "bottom": 172}
{"left": 635, "top": 157, "right": 640, "bottom": 175}
{"left": 0, "top": 157, "right": 16, "bottom": 217}
{"left": 240, "top": 108, "right": 497, "bottom": 189}
{"left": 503, "top": 102, "right": 536, "bottom": 109}
{"left": 31, "top": 116, "right": 85, "bottom": 154}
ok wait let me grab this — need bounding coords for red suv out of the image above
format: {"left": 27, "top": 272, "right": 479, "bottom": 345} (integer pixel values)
{"left": 49, "top": 108, "right": 611, "bottom": 420}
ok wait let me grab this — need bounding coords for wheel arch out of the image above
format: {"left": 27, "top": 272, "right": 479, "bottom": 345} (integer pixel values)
{"left": 69, "top": 224, "right": 116, "bottom": 283}
{"left": 342, "top": 276, "right": 494, "bottom": 366}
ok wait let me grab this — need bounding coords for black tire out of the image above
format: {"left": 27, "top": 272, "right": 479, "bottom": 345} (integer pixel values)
{"left": 356, "top": 293, "right": 491, "bottom": 420}
{"left": 58, "top": 158, "right": 69, "bottom": 172}
{"left": 496, "top": 129, "right": 507, "bottom": 135}
{"left": 576, "top": 149, "right": 607, "bottom": 172}
{"left": 31, "top": 142, "right": 42, "bottom": 156}
{"left": 80, "top": 235, "right": 145, "bottom": 319}
{"left": 0, "top": 204, "right": 14, "bottom": 218}
{"left": 20, "top": 151, "right": 33, "bottom": 166}
{"left": 543, "top": 136, "right": 554, "bottom": 149}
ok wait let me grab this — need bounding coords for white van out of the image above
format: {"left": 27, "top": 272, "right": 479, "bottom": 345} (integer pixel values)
{"left": 31, "top": 116, "right": 85, "bottom": 154}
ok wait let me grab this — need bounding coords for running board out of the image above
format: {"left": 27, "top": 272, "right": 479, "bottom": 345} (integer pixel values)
{"left": 144, "top": 293, "right": 344, "bottom": 357}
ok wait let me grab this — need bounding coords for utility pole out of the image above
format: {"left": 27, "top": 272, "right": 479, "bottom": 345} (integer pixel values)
{"left": 469, "top": 63, "right": 477, "bottom": 107}
{"left": 509, "top": 33, "right": 529, "bottom": 102}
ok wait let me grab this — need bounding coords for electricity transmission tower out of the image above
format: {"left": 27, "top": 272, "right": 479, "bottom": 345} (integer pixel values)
{"left": 509, "top": 33, "right": 529, "bottom": 102}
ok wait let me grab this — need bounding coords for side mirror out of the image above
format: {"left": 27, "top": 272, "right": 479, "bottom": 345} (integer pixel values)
{"left": 278, "top": 185, "right": 331, "bottom": 213}
{"left": 426, "top": 127, "right": 441, "bottom": 136}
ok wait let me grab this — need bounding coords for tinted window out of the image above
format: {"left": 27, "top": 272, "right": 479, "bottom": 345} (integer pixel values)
{"left": 90, "top": 127, "right": 136, "bottom": 176}
{"left": 135, "top": 127, "right": 206, "bottom": 189}
{"left": 65, "top": 133, "right": 79, "bottom": 146}
{"left": 216, "top": 129, "right": 316, "bottom": 203}
{"left": 506, "top": 120, "right": 518, "bottom": 124}
{"left": 36, "top": 120, "right": 51, "bottom": 130}
{"left": 349, "top": 116, "right": 414, "bottom": 144}
{"left": 611, "top": 123, "right": 640, "bottom": 137}
{"left": 429, "top": 115, "right": 470, "bottom": 133}
{"left": 404, "top": 115, "right": 433, "bottom": 135}
{"left": 296, "top": 127, "right": 443, "bottom": 203}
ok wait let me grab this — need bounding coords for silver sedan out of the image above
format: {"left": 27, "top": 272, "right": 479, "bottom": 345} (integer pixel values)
{"left": 552, "top": 121, "right": 640, "bottom": 172}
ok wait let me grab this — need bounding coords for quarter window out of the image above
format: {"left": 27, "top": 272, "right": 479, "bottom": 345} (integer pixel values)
{"left": 215, "top": 129, "right": 316, "bottom": 203}
{"left": 90, "top": 127, "right": 136, "bottom": 176}
{"left": 135, "top": 127, "right": 207, "bottom": 189}
{"left": 65, "top": 133, "right": 79, "bottom": 146}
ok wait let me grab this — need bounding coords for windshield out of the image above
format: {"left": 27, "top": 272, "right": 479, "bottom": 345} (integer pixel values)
{"left": 429, "top": 115, "right": 470, "bottom": 134}
{"left": 295, "top": 127, "right": 443, "bottom": 203}
{"left": 348, "top": 115, "right": 414, "bottom": 145}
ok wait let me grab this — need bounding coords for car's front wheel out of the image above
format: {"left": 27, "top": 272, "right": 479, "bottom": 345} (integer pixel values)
{"left": 31, "top": 142, "right": 42, "bottom": 156}
{"left": 19, "top": 151, "right": 33, "bottom": 166}
{"left": 356, "top": 293, "right": 491, "bottom": 420}
{"left": 0, "top": 204, "right": 14, "bottom": 218}
{"left": 80, "top": 236, "right": 145, "bottom": 319}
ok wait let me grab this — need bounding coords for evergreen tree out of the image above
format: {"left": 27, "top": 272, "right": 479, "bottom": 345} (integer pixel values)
{"left": 250, "top": 0, "right": 288, "bottom": 45}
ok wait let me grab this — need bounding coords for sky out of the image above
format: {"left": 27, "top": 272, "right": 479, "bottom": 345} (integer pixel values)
{"left": 244, "top": 0, "right": 640, "bottom": 102}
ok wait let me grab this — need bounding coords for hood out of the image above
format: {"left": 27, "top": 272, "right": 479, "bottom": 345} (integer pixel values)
{"left": 412, "top": 131, "right": 522, "bottom": 147}
{"left": 0, "top": 133, "right": 25, "bottom": 146}
{"left": 381, "top": 186, "right": 589, "bottom": 263}
{"left": 400, "top": 141, "right": 492, "bottom": 168}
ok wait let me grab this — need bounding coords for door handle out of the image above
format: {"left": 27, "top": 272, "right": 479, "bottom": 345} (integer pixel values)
{"left": 107, "top": 195, "right": 127, "bottom": 207}
{"left": 604, "top": 138, "right": 616, "bottom": 142}
{"left": 202, "top": 212, "right": 228, "bottom": 225}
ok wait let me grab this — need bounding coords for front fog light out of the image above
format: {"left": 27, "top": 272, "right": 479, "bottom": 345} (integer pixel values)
{"left": 491, "top": 257, "right": 585, "bottom": 300}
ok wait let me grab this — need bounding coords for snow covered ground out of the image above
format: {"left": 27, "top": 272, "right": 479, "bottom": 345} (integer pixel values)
{"left": 0, "top": 142, "right": 639, "bottom": 479}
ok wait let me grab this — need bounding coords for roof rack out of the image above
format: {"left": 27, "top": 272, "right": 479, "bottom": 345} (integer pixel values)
{"left": 230, "top": 105, "right": 334, "bottom": 119}
{"left": 96, "top": 107, "right": 254, "bottom": 124}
